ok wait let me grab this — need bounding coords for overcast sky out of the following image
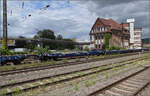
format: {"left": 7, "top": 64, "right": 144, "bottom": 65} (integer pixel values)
{"left": 0, "top": 0, "right": 150, "bottom": 41}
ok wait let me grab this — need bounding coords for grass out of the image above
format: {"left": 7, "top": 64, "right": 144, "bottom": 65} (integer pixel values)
{"left": 12, "top": 87, "right": 22, "bottom": 96}
{"left": 0, "top": 89, "right": 7, "bottom": 96}
{"left": 9, "top": 80, "right": 16, "bottom": 85}
{"left": 99, "top": 66, "right": 106, "bottom": 70}
{"left": 84, "top": 79, "right": 97, "bottom": 87}
{"left": 69, "top": 81, "right": 73, "bottom": 86}
{"left": 75, "top": 59, "right": 80, "bottom": 62}
{"left": 105, "top": 72, "right": 109, "bottom": 79}
{"left": 49, "top": 77, "right": 55, "bottom": 83}
{"left": 0, "top": 61, "right": 48, "bottom": 71}
{"left": 84, "top": 80, "right": 90, "bottom": 87}
{"left": 78, "top": 72, "right": 83, "bottom": 76}
{"left": 74, "top": 84, "right": 79, "bottom": 91}
{"left": 62, "top": 59, "right": 68, "bottom": 63}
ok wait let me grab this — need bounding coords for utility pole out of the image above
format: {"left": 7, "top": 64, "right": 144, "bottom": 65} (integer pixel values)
{"left": 2, "top": 0, "right": 8, "bottom": 48}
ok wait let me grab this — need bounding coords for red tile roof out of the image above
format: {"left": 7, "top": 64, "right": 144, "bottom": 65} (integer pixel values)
{"left": 121, "top": 23, "right": 129, "bottom": 28}
{"left": 134, "top": 28, "right": 142, "bottom": 31}
{"left": 98, "top": 18, "right": 122, "bottom": 30}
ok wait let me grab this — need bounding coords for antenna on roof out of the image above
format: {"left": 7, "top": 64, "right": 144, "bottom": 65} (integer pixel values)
{"left": 22, "top": 2, "right": 24, "bottom": 9}
{"left": 10, "top": 10, "right": 12, "bottom": 16}
{"left": 67, "top": 0, "right": 70, "bottom": 3}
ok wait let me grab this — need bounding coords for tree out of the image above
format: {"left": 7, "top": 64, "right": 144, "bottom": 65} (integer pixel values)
{"left": 35, "top": 29, "right": 56, "bottom": 39}
{"left": 84, "top": 46, "right": 89, "bottom": 51}
{"left": 25, "top": 41, "right": 37, "bottom": 51}
{"left": 104, "top": 33, "right": 111, "bottom": 50}
{"left": 56, "top": 34, "right": 63, "bottom": 40}
{"left": 15, "top": 36, "right": 27, "bottom": 48}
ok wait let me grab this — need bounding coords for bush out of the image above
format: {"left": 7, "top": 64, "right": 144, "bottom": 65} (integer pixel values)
{"left": 0, "top": 47, "right": 29, "bottom": 55}
{"left": 34, "top": 46, "right": 51, "bottom": 54}
{"left": 84, "top": 46, "right": 89, "bottom": 51}
{"left": 108, "top": 45, "right": 126, "bottom": 50}
{"left": 105, "top": 33, "right": 111, "bottom": 49}
{"left": 0, "top": 47, "right": 13, "bottom": 55}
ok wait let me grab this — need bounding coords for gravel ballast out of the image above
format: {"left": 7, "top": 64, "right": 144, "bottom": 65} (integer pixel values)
{"left": 36, "top": 59, "right": 150, "bottom": 96}
{"left": 0, "top": 53, "right": 149, "bottom": 87}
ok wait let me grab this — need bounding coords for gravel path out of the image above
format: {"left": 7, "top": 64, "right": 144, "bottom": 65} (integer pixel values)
{"left": 0, "top": 53, "right": 148, "bottom": 87}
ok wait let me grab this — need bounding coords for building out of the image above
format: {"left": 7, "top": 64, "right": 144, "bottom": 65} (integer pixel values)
{"left": 134, "top": 28, "right": 142, "bottom": 49}
{"left": 126, "top": 18, "right": 142, "bottom": 49}
{"left": 89, "top": 17, "right": 142, "bottom": 49}
{"left": 75, "top": 41, "right": 90, "bottom": 50}
{"left": 0, "top": 39, "right": 15, "bottom": 48}
{"left": 142, "top": 38, "right": 150, "bottom": 48}
{"left": 89, "top": 18, "right": 130, "bottom": 49}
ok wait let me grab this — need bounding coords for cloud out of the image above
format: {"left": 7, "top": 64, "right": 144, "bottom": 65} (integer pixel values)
{"left": 4, "top": 0, "right": 98, "bottom": 41}
{"left": 0, "top": 0, "right": 150, "bottom": 42}
{"left": 85, "top": 0, "right": 150, "bottom": 38}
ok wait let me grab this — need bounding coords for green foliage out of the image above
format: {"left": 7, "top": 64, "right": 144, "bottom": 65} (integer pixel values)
{"left": 104, "top": 33, "right": 111, "bottom": 49}
{"left": 56, "top": 34, "right": 63, "bottom": 40}
{"left": 25, "top": 41, "right": 37, "bottom": 50}
{"left": 35, "top": 29, "right": 56, "bottom": 39}
{"left": 74, "top": 84, "right": 79, "bottom": 91}
{"left": 72, "top": 48, "right": 80, "bottom": 52}
{"left": 84, "top": 80, "right": 90, "bottom": 87}
{"left": 0, "top": 47, "right": 12, "bottom": 55}
{"left": 0, "top": 89, "right": 7, "bottom": 96}
{"left": 84, "top": 46, "right": 89, "bottom": 51}
{"left": 105, "top": 73, "right": 109, "bottom": 79}
{"left": 109, "top": 45, "right": 126, "bottom": 50}
{"left": 34, "top": 46, "right": 50, "bottom": 54}
{"left": 33, "top": 29, "right": 75, "bottom": 50}
{"left": 0, "top": 46, "right": 29, "bottom": 55}
{"left": 1, "top": 39, "right": 7, "bottom": 49}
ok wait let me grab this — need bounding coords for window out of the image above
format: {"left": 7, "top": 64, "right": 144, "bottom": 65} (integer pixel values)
{"left": 102, "top": 27, "right": 104, "bottom": 31}
{"left": 99, "top": 45, "right": 101, "bottom": 48}
{"left": 95, "top": 45, "right": 97, "bottom": 48}
{"left": 101, "top": 35, "right": 104, "bottom": 39}
{"left": 105, "top": 27, "right": 107, "bottom": 31}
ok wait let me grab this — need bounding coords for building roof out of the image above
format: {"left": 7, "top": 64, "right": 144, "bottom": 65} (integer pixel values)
{"left": 134, "top": 28, "right": 142, "bottom": 31}
{"left": 121, "top": 23, "right": 129, "bottom": 28}
{"left": 99, "top": 18, "right": 121, "bottom": 30}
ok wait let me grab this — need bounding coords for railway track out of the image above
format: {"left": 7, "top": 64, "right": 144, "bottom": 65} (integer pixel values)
{"left": 0, "top": 52, "right": 147, "bottom": 76}
{"left": 0, "top": 56, "right": 148, "bottom": 96}
{"left": 88, "top": 66, "right": 150, "bottom": 96}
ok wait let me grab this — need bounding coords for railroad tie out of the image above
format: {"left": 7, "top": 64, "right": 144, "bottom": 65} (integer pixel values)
{"left": 39, "top": 82, "right": 43, "bottom": 85}
{"left": 125, "top": 80, "right": 144, "bottom": 86}
{"left": 105, "top": 90, "right": 122, "bottom": 96}
{"left": 7, "top": 88, "right": 11, "bottom": 93}
{"left": 18, "top": 86, "right": 24, "bottom": 90}
{"left": 117, "top": 84, "right": 137, "bottom": 91}
{"left": 122, "top": 82, "right": 139, "bottom": 88}
{"left": 112, "top": 87, "right": 133, "bottom": 94}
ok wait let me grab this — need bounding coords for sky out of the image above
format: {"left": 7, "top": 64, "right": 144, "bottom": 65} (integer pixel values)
{"left": 0, "top": 0, "right": 150, "bottom": 41}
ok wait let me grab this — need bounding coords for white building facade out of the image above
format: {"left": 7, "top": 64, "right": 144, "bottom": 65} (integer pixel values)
{"left": 134, "top": 28, "right": 142, "bottom": 49}
{"left": 127, "top": 18, "right": 142, "bottom": 49}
